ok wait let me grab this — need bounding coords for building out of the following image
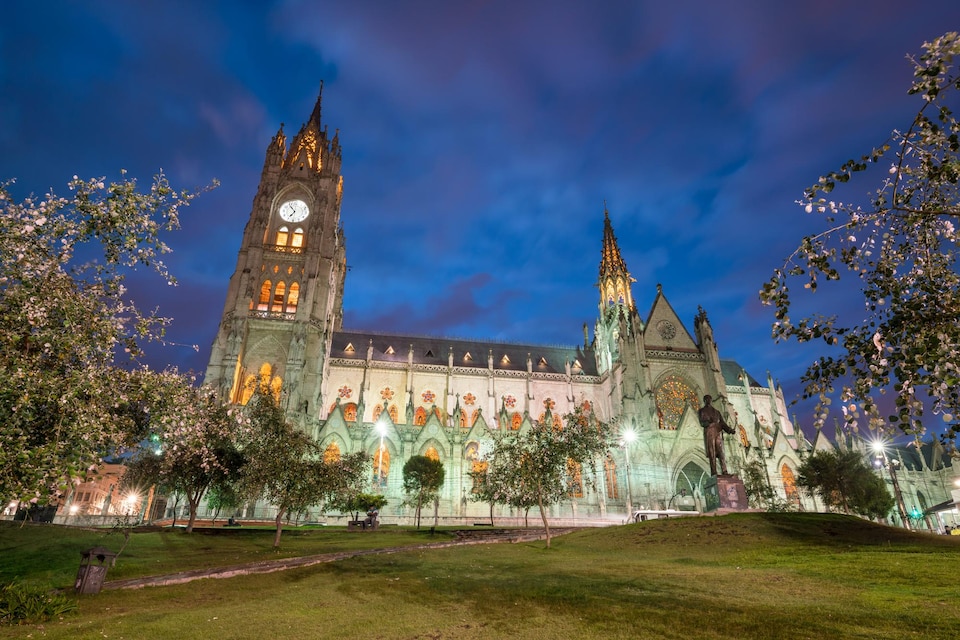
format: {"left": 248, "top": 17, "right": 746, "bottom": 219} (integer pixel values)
{"left": 201, "top": 90, "right": 886, "bottom": 524}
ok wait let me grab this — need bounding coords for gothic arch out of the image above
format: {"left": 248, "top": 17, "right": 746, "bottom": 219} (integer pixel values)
{"left": 653, "top": 371, "right": 701, "bottom": 431}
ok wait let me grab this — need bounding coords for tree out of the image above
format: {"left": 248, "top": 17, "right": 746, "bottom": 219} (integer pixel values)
{"left": 761, "top": 33, "right": 960, "bottom": 442}
{"left": 0, "top": 172, "right": 210, "bottom": 504}
{"left": 477, "top": 406, "right": 611, "bottom": 547}
{"left": 740, "top": 459, "right": 790, "bottom": 511}
{"left": 241, "top": 388, "right": 368, "bottom": 547}
{"left": 402, "top": 456, "right": 444, "bottom": 529}
{"left": 797, "top": 449, "right": 894, "bottom": 519}
{"left": 332, "top": 492, "right": 388, "bottom": 522}
{"left": 122, "top": 375, "right": 248, "bottom": 533}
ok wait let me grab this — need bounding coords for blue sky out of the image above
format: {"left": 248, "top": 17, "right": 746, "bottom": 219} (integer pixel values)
{"left": 2, "top": 1, "right": 957, "bottom": 436}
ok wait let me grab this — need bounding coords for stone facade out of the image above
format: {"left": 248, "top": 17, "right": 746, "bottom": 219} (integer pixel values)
{"left": 202, "top": 90, "right": 958, "bottom": 527}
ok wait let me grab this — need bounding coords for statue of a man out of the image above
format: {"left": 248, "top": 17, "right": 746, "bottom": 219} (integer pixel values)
{"left": 698, "top": 394, "right": 735, "bottom": 476}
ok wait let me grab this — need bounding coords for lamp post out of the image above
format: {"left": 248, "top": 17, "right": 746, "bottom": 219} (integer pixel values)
{"left": 872, "top": 441, "right": 910, "bottom": 530}
{"left": 375, "top": 418, "right": 387, "bottom": 489}
{"left": 622, "top": 429, "right": 636, "bottom": 520}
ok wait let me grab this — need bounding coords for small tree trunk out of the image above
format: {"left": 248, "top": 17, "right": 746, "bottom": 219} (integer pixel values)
{"left": 274, "top": 510, "right": 285, "bottom": 548}
{"left": 489, "top": 501, "right": 494, "bottom": 526}
{"left": 416, "top": 493, "right": 423, "bottom": 529}
{"left": 433, "top": 495, "right": 439, "bottom": 528}
{"left": 537, "top": 488, "right": 551, "bottom": 548}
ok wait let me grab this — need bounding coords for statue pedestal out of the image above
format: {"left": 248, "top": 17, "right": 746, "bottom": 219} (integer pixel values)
{"left": 704, "top": 474, "right": 748, "bottom": 512}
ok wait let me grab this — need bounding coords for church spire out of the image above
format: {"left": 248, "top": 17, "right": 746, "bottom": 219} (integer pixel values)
{"left": 283, "top": 83, "right": 337, "bottom": 174}
{"left": 597, "top": 203, "right": 635, "bottom": 311}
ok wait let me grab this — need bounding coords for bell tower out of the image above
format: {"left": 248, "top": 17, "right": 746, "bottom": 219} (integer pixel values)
{"left": 594, "top": 205, "right": 638, "bottom": 374}
{"left": 204, "top": 86, "right": 346, "bottom": 425}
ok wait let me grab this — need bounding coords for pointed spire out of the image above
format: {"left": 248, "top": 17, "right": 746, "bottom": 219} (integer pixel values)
{"left": 598, "top": 203, "right": 635, "bottom": 310}
{"left": 309, "top": 81, "right": 324, "bottom": 129}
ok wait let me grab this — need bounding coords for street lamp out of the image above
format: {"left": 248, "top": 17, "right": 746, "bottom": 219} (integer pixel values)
{"left": 375, "top": 418, "right": 388, "bottom": 488}
{"left": 872, "top": 440, "right": 910, "bottom": 530}
{"left": 622, "top": 428, "right": 636, "bottom": 520}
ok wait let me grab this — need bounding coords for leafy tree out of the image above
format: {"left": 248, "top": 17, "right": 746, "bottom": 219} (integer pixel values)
{"left": 332, "top": 492, "right": 388, "bottom": 522}
{"left": 0, "top": 172, "right": 210, "bottom": 504}
{"left": 741, "top": 459, "right": 781, "bottom": 511}
{"left": 122, "top": 375, "right": 248, "bottom": 532}
{"left": 206, "top": 482, "right": 242, "bottom": 525}
{"left": 797, "top": 449, "right": 894, "bottom": 519}
{"left": 761, "top": 33, "right": 960, "bottom": 442}
{"left": 402, "top": 455, "right": 444, "bottom": 529}
{"left": 477, "top": 406, "right": 610, "bottom": 547}
{"left": 241, "top": 388, "right": 368, "bottom": 547}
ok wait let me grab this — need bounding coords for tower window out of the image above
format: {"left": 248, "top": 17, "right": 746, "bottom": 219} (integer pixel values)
{"left": 258, "top": 280, "right": 272, "bottom": 311}
{"left": 291, "top": 228, "right": 304, "bottom": 248}
{"left": 286, "top": 282, "right": 300, "bottom": 313}
{"left": 272, "top": 281, "right": 286, "bottom": 312}
{"left": 276, "top": 226, "right": 289, "bottom": 246}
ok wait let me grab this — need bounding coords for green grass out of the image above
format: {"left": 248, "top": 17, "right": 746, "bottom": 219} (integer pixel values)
{"left": 2, "top": 513, "right": 958, "bottom": 639}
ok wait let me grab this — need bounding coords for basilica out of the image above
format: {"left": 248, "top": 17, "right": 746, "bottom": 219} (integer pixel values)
{"left": 202, "top": 91, "right": 956, "bottom": 527}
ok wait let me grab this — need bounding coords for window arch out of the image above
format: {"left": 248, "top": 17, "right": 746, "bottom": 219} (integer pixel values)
{"left": 324, "top": 442, "right": 341, "bottom": 463}
{"left": 275, "top": 226, "right": 289, "bottom": 246}
{"left": 511, "top": 413, "right": 523, "bottom": 430}
{"left": 272, "top": 282, "right": 286, "bottom": 312}
{"left": 373, "top": 446, "right": 390, "bottom": 487}
{"left": 414, "top": 407, "right": 427, "bottom": 426}
{"left": 424, "top": 446, "right": 440, "bottom": 462}
{"left": 567, "top": 459, "right": 583, "bottom": 498}
{"left": 291, "top": 228, "right": 304, "bottom": 248}
{"left": 286, "top": 283, "right": 300, "bottom": 313}
{"left": 258, "top": 280, "right": 272, "bottom": 311}
{"left": 781, "top": 463, "right": 799, "bottom": 503}
{"left": 604, "top": 456, "right": 619, "bottom": 499}
{"left": 238, "top": 362, "right": 282, "bottom": 405}
{"left": 654, "top": 375, "right": 700, "bottom": 430}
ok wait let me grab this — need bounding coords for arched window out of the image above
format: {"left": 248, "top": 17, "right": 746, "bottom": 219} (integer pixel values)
{"left": 604, "top": 456, "right": 619, "bottom": 499}
{"left": 781, "top": 464, "right": 799, "bottom": 503}
{"left": 291, "top": 228, "right": 304, "bottom": 248}
{"left": 424, "top": 447, "right": 440, "bottom": 462}
{"left": 567, "top": 460, "right": 583, "bottom": 498}
{"left": 275, "top": 226, "right": 289, "bottom": 246}
{"left": 414, "top": 407, "right": 427, "bottom": 426}
{"left": 459, "top": 410, "right": 467, "bottom": 428}
{"left": 343, "top": 403, "right": 357, "bottom": 422}
{"left": 372, "top": 403, "right": 382, "bottom": 423}
{"left": 272, "top": 282, "right": 286, "bottom": 312}
{"left": 238, "top": 362, "right": 282, "bottom": 405}
{"left": 389, "top": 404, "right": 399, "bottom": 423}
{"left": 324, "top": 443, "right": 341, "bottom": 463}
{"left": 258, "top": 280, "right": 272, "bottom": 311}
{"left": 373, "top": 446, "right": 390, "bottom": 487}
{"left": 738, "top": 425, "right": 750, "bottom": 448}
{"left": 286, "top": 283, "right": 300, "bottom": 313}
{"left": 511, "top": 413, "right": 523, "bottom": 430}
{"left": 471, "top": 461, "right": 488, "bottom": 494}
{"left": 470, "top": 409, "right": 480, "bottom": 426}
{"left": 654, "top": 375, "right": 700, "bottom": 430}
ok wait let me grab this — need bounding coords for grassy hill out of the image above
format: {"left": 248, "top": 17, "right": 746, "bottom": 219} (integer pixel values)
{"left": 1, "top": 513, "right": 958, "bottom": 639}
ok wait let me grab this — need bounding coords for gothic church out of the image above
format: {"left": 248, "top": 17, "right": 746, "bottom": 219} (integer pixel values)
{"left": 203, "top": 90, "right": 819, "bottom": 523}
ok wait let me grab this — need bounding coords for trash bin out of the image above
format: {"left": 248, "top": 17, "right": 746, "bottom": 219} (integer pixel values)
{"left": 75, "top": 546, "right": 118, "bottom": 594}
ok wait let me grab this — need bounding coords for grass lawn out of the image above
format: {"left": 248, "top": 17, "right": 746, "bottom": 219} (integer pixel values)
{"left": 2, "top": 513, "right": 958, "bottom": 639}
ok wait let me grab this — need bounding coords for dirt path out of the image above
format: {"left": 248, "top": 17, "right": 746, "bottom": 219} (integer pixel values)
{"left": 102, "top": 528, "right": 573, "bottom": 591}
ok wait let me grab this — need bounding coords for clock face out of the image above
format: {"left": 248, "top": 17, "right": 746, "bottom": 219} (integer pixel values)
{"left": 279, "top": 199, "right": 309, "bottom": 223}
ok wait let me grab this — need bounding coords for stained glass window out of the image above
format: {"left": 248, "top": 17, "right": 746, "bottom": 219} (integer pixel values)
{"left": 654, "top": 375, "right": 699, "bottom": 430}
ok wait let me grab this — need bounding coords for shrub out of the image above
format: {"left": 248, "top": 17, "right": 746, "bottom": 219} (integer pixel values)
{"left": 0, "top": 581, "right": 77, "bottom": 625}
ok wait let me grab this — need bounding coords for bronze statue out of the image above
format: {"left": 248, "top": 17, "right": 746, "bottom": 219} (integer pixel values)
{"left": 698, "top": 394, "right": 735, "bottom": 476}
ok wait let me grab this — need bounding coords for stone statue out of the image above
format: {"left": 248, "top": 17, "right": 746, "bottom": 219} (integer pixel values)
{"left": 698, "top": 394, "right": 735, "bottom": 476}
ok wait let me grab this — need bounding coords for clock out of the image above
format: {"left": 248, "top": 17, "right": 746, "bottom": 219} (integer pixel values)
{"left": 279, "top": 199, "right": 309, "bottom": 223}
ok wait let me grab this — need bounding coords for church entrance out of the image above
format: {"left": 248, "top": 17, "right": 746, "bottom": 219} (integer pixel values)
{"left": 673, "top": 461, "right": 709, "bottom": 511}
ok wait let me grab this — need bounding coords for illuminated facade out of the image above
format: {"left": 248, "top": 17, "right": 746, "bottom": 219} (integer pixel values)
{"left": 203, "top": 90, "right": 837, "bottom": 523}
